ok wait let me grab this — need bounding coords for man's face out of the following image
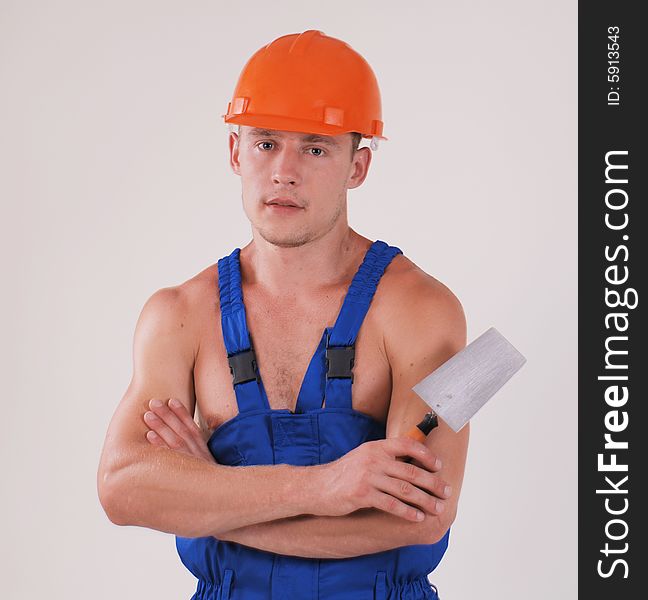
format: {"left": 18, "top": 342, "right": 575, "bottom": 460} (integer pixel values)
{"left": 229, "top": 126, "right": 370, "bottom": 248}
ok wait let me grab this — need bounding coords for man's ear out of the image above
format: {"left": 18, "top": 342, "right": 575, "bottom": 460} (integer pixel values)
{"left": 347, "top": 146, "right": 372, "bottom": 190}
{"left": 229, "top": 131, "right": 241, "bottom": 175}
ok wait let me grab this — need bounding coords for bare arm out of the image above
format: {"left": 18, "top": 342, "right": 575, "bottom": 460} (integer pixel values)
{"left": 96, "top": 287, "right": 325, "bottom": 537}
{"left": 382, "top": 269, "right": 470, "bottom": 541}
{"left": 216, "top": 509, "right": 430, "bottom": 559}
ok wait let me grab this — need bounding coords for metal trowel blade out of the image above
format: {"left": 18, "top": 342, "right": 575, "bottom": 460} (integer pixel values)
{"left": 411, "top": 327, "right": 526, "bottom": 432}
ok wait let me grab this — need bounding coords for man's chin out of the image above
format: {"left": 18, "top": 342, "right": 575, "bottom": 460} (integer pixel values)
{"left": 257, "top": 228, "right": 314, "bottom": 248}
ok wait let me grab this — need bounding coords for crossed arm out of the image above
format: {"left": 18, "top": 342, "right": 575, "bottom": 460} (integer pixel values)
{"left": 145, "top": 396, "right": 466, "bottom": 559}
{"left": 98, "top": 272, "right": 469, "bottom": 559}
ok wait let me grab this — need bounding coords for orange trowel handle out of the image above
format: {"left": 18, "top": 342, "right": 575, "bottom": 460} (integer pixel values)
{"left": 400, "top": 412, "right": 439, "bottom": 463}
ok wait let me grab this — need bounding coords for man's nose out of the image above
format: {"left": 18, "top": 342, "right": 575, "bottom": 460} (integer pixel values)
{"left": 271, "top": 149, "right": 302, "bottom": 186}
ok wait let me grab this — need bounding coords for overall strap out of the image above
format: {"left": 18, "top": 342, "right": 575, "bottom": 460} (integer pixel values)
{"left": 324, "top": 240, "right": 402, "bottom": 409}
{"left": 217, "top": 248, "right": 267, "bottom": 413}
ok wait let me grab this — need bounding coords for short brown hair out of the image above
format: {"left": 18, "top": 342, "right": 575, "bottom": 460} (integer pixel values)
{"left": 349, "top": 132, "right": 362, "bottom": 158}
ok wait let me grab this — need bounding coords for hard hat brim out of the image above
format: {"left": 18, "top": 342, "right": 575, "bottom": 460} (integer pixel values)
{"left": 222, "top": 113, "right": 387, "bottom": 141}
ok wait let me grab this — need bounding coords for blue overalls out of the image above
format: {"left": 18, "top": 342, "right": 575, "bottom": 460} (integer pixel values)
{"left": 176, "top": 240, "right": 450, "bottom": 599}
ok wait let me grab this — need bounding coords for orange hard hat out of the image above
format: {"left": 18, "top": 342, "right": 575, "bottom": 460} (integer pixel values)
{"left": 223, "top": 30, "right": 386, "bottom": 142}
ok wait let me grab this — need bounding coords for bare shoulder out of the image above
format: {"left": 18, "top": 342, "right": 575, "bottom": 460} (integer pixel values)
{"left": 178, "top": 262, "right": 220, "bottom": 311}
{"left": 136, "top": 263, "right": 219, "bottom": 354}
{"left": 376, "top": 253, "right": 467, "bottom": 367}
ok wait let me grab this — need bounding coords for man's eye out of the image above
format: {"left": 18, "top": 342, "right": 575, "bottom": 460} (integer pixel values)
{"left": 259, "top": 141, "right": 274, "bottom": 150}
{"left": 308, "top": 147, "right": 324, "bottom": 156}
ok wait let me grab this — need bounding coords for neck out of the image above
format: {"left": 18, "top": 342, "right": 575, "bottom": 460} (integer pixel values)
{"left": 240, "top": 224, "right": 368, "bottom": 296}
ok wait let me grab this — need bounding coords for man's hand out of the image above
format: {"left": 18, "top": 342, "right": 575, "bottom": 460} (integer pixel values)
{"left": 144, "top": 398, "right": 217, "bottom": 464}
{"left": 315, "top": 438, "right": 452, "bottom": 523}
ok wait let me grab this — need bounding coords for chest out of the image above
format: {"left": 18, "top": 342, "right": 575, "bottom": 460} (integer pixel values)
{"left": 192, "top": 286, "right": 393, "bottom": 439}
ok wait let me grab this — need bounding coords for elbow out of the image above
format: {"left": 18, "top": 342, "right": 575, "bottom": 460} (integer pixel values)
{"left": 97, "top": 465, "right": 127, "bottom": 526}
{"left": 97, "top": 453, "right": 137, "bottom": 526}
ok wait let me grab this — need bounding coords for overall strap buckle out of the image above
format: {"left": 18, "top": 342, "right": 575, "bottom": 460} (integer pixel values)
{"left": 325, "top": 344, "right": 355, "bottom": 381}
{"left": 227, "top": 349, "right": 259, "bottom": 385}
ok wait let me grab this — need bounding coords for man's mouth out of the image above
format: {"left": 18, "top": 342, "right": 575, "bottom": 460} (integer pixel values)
{"left": 265, "top": 198, "right": 304, "bottom": 209}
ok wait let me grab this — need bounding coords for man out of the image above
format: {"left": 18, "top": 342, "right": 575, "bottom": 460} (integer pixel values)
{"left": 97, "top": 30, "right": 469, "bottom": 600}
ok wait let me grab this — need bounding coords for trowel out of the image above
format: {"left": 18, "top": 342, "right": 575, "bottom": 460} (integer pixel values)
{"left": 404, "top": 327, "right": 526, "bottom": 442}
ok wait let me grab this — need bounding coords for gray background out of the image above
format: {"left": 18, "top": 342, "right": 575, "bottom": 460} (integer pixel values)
{"left": 0, "top": 1, "right": 577, "bottom": 598}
